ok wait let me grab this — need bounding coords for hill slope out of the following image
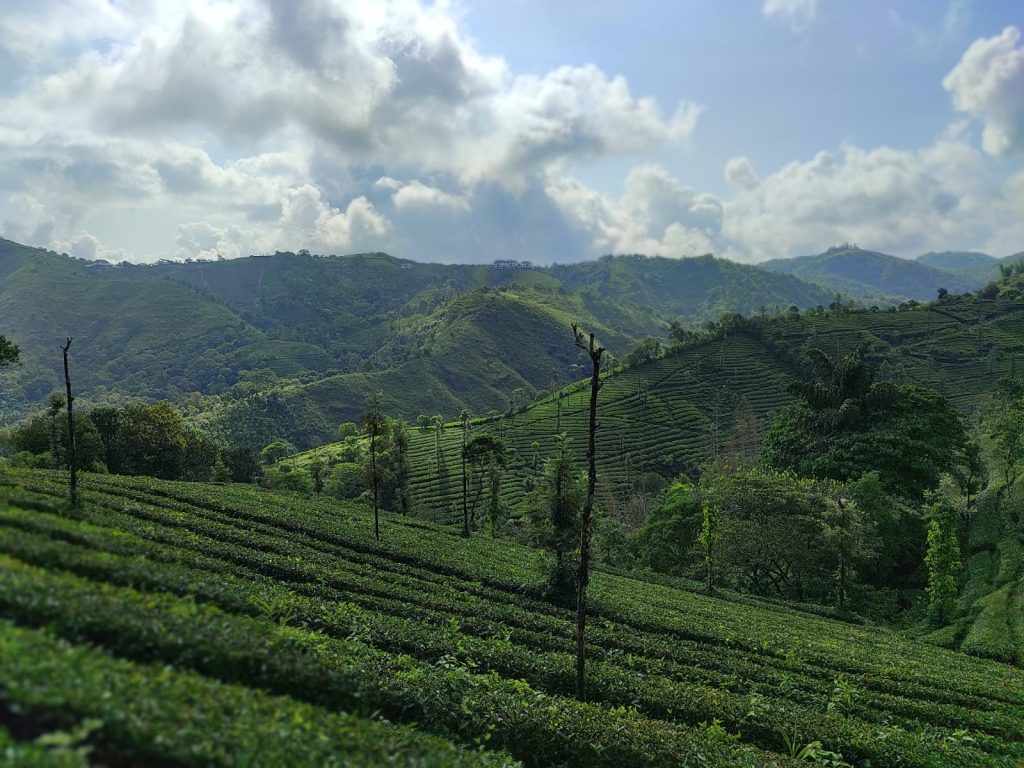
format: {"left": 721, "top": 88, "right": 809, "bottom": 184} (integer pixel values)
{"left": 916, "top": 251, "right": 995, "bottom": 272}
{"left": 0, "top": 469, "right": 1020, "bottom": 766}
{"left": 296, "top": 292, "right": 1024, "bottom": 521}
{"left": 761, "top": 246, "right": 979, "bottom": 302}
{"left": 0, "top": 241, "right": 836, "bottom": 436}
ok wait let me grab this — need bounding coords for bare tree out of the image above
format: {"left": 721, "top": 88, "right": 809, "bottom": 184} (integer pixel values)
{"left": 572, "top": 322, "right": 604, "bottom": 701}
{"left": 62, "top": 338, "right": 78, "bottom": 507}
{"left": 459, "top": 409, "right": 471, "bottom": 537}
{"left": 363, "top": 391, "right": 387, "bottom": 540}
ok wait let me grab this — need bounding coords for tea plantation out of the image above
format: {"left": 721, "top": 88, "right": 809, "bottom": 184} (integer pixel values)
{"left": 1, "top": 469, "right": 1021, "bottom": 766}
{"left": 320, "top": 294, "right": 1024, "bottom": 526}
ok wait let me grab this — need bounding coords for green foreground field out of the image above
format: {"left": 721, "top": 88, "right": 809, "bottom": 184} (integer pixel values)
{"left": 1, "top": 469, "right": 1021, "bottom": 766}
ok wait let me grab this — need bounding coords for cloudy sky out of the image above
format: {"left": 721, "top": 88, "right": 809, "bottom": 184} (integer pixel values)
{"left": 0, "top": 0, "right": 1021, "bottom": 264}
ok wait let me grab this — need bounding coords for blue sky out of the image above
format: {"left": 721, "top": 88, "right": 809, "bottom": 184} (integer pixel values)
{"left": 0, "top": 0, "right": 1021, "bottom": 263}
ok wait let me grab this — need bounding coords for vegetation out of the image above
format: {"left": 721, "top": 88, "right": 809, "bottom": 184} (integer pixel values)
{"left": 1, "top": 469, "right": 1021, "bottom": 766}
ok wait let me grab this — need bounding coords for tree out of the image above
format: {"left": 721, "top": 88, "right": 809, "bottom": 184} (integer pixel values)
{"left": 702, "top": 467, "right": 851, "bottom": 601}
{"left": 572, "top": 322, "right": 604, "bottom": 702}
{"left": 222, "top": 445, "right": 262, "bottom": 484}
{"left": 633, "top": 480, "right": 702, "bottom": 576}
{"left": 459, "top": 409, "right": 471, "bottom": 537}
{"left": 364, "top": 391, "right": 388, "bottom": 541}
{"left": 310, "top": 456, "right": 326, "bottom": 497}
{"left": 820, "top": 485, "right": 877, "bottom": 609}
{"left": 463, "top": 434, "right": 507, "bottom": 534}
{"left": 624, "top": 336, "right": 662, "bottom": 368}
{"left": 980, "top": 383, "right": 1024, "bottom": 486}
{"left": 327, "top": 462, "right": 364, "bottom": 499}
{"left": 390, "top": 420, "right": 412, "bottom": 514}
{"left": 698, "top": 501, "right": 719, "bottom": 592}
{"left": 115, "top": 402, "right": 189, "bottom": 479}
{"left": 762, "top": 346, "right": 968, "bottom": 502}
{"left": 46, "top": 392, "right": 66, "bottom": 468}
{"left": 527, "top": 432, "right": 583, "bottom": 597}
{"left": 0, "top": 335, "right": 19, "bottom": 367}
{"left": 924, "top": 483, "right": 962, "bottom": 625}
{"left": 260, "top": 439, "right": 294, "bottom": 465}
{"left": 432, "top": 415, "right": 444, "bottom": 471}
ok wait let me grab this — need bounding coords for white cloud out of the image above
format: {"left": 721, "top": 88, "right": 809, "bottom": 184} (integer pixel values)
{"left": 762, "top": 0, "right": 818, "bottom": 32}
{"left": 722, "top": 139, "right": 1021, "bottom": 261}
{"left": 943, "top": 26, "right": 1024, "bottom": 155}
{"left": 387, "top": 179, "right": 471, "bottom": 214}
{"left": 546, "top": 166, "right": 721, "bottom": 257}
{"left": 0, "top": 0, "right": 700, "bottom": 261}
{"left": 724, "top": 156, "right": 760, "bottom": 191}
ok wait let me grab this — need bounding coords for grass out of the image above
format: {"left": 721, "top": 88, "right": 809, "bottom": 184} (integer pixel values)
{"left": 0, "top": 468, "right": 1021, "bottom": 766}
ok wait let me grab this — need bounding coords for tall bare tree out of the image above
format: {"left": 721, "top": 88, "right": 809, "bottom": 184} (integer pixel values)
{"left": 459, "top": 409, "right": 471, "bottom": 537}
{"left": 363, "top": 391, "right": 388, "bottom": 540}
{"left": 572, "top": 323, "right": 604, "bottom": 701}
{"left": 62, "top": 338, "right": 78, "bottom": 507}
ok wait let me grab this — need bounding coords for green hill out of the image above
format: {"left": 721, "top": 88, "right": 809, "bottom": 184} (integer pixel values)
{"left": 0, "top": 239, "right": 322, "bottom": 420}
{"left": 0, "top": 240, "right": 839, "bottom": 445}
{"left": 294, "top": 292, "right": 1024, "bottom": 523}
{"left": 916, "top": 251, "right": 996, "bottom": 272}
{"left": 547, "top": 253, "right": 834, "bottom": 318}
{"left": 761, "top": 246, "right": 980, "bottom": 302}
{"left": 0, "top": 469, "right": 1020, "bottom": 766}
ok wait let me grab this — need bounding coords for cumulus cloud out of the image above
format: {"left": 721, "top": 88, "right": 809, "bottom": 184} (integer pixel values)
{"left": 762, "top": 0, "right": 818, "bottom": 32}
{"left": 379, "top": 178, "right": 471, "bottom": 214}
{"left": 721, "top": 139, "right": 1021, "bottom": 261}
{"left": 0, "top": 0, "right": 701, "bottom": 262}
{"left": 546, "top": 166, "right": 721, "bottom": 257}
{"left": 943, "top": 26, "right": 1024, "bottom": 155}
{"left": 724, "top": 156, "right": 760, "bottom": 191}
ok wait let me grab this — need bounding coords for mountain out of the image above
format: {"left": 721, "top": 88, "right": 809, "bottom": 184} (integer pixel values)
{"left": 0, "top": 239, "right": 324, "bottom": 420}
{"left": 916, "top": 251, "right": 995, "bottom": 271}
{"left": 760, "top": 245, "right": 980, "bottom": 302}
{"left": 954, "top": 252, "right": 1024, "bottom": 285}
{"left": 547, "top": 253, "right": 834, "bottom": 318}
{"left": 0, "top": 240, "right": 836, "bottom": 439}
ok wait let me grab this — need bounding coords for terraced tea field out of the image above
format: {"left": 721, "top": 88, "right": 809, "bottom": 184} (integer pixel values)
{"left": 1, "top": 469, "right": 1022, "bottom": 766}
{"left": 357, "top": 296, "right": 1024, "bottom": 525}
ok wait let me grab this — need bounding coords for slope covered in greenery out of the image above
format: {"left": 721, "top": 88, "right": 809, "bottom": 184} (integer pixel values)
{"left": 547, "top": 254, "right": 834, "bottom": 318}
{"left": 0, "top": 240, "right": 836, "bottom": 439}
{"left": 760, "top": 246, "right": 980, "bottom": 302}
{"left": 0, "top": 239, "right": 321, "bottom": 419}
{"left": 0, "top": 469, "right": 1020, "bottom": 767}
{"left": 297, "top": 292, "right": 1024, "bottom": 523}
{"left": 916, "top": 251, "right": 996, "bottom": 272}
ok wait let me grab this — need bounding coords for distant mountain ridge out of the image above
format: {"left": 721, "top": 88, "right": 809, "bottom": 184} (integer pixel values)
{"left": 915, "top": 251, "right": 995, "bottom": 271}
{"left": 759, "top": 245, "right": 982, "bottom": 302}
{"left": 0, "top": 239, "right": 833, "bottom": 440}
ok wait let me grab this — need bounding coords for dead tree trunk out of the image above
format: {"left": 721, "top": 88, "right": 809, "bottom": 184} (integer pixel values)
{"left": 62, "top": 338, "right": 78, "bottom": 507}
{"left": 460, "top": 411, "right": 470, "bottom": 537}
{"left": 370, "top": 429, "right": 380, "bottom": 541}
{"left": 572, "top": 323, "right": 604, "bottom": 702}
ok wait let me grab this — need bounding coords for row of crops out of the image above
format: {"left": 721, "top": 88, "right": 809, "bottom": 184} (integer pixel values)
{"left": 1, "top": 469, "right": 1021, "bottom": 766}
{"left": 394, "top": 298, "right": 1024, "bottom": 522}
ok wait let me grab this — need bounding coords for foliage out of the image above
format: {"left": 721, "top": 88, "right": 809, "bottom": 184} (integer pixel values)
{"left": 0, "top": 469, "right": 1019, "bottom": 768}
{"left": 979, "top": 381, "right": 1024, "bottom": 486}
{"left": 525, "top": 433, "right": 583, "bottom": 601}
{"left": 924, "top": 482, "right": 963, "bottom": 626}
{"left": 699, "top": 501, "right": 721, "bottom": 592}
{"left": 0, "top": 334, "right": 18, "bottom": 368}
{"left": 761, "top": 347, "right": 969, "bottom": 502}
{"left": 633, "top": 481, "right": 702, "bottom": 576}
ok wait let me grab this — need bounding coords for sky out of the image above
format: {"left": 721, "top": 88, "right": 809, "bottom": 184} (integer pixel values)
{"left": 0, "top": 0, "right": 1021, "bottom": 264}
